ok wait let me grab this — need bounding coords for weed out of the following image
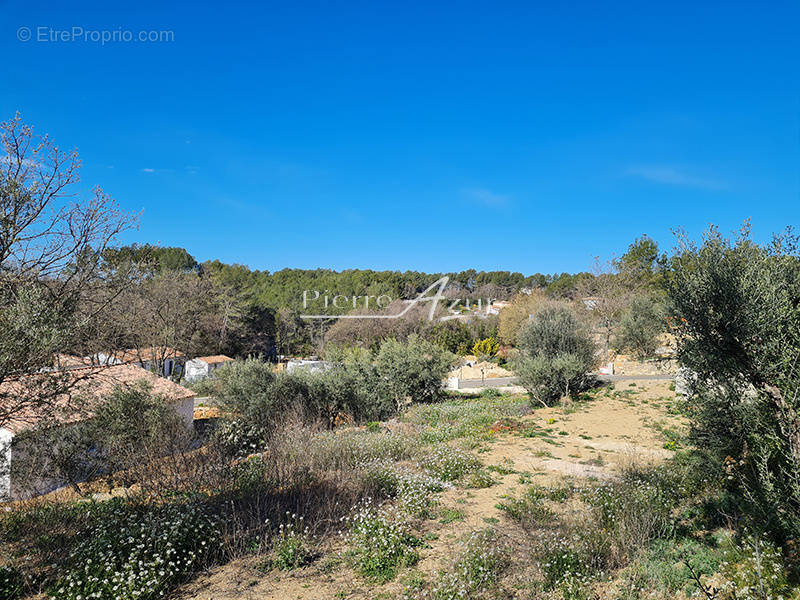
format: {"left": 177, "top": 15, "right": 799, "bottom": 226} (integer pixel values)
{"left": 267, "top": 512, "right": 314, "bottom": 571}
{"left": 420, "top": 445, "right": 482, "bottom": 482}
{"left": 424, "top": 530, "right": 510, "bottom": 600}
{"left": 439, "top": 508, "right": 466, "bottom": 524}
{"left": 342, "top": 500, "right": 421, "bottom": 582}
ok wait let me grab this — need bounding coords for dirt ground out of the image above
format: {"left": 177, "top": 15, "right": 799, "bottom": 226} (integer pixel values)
{"left": 449, "top": 358, "right": 513, "bottom": 380}
{"left": 176, "top": 380, "right": 681, "bottom": 600}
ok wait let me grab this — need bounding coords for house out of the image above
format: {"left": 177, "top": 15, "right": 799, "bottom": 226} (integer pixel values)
{"left": 581, "top": 296, "right": 602, "bottom": 310}
{"left": 0, "top": 364, "right": 196, "bottom": 501}
{"left": 184, "top": 355, "right": 234, "bottom": 382}
{"left": 486, "top": 300, "right": 510, "bottom": 315}
{"left": 286, "top": 359, "right": 331, "bottom": 375}
{"left": 93, "top": 347, "right": 186, "bottom": 378}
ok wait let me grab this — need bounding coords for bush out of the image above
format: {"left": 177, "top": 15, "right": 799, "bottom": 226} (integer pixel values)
{"left": 496, "top": 486, "right": 555, "bottom": 527}
{"left": 214, "top": 356, "right": 277, "bottom": 415}
{"left": 614, "top": 295, "right": 666, "bottom": 361}
{"left": 360, "top": 460, "right": 446, "bottom": 518}
{"left": 582, "top": 475, "right": 676, "bottom": 566}
{"left": 513, "top": 306, "right": 596, "bottom": 406}
{"left": 12, "top": 384, "right": 196, "bottom": 498}
{"left": 715, "top": 533, "right": 792, "bottom": 600}
{"left": 50, "top": 499, "right": 218, "bottom": 600}
{"left": 343, "top": 500, "right": 421, "bottom": 582}
{"left": 266, "top": 512, "right": 314, "bottom": 571}
{"left": 514, "top": 352, "right": 592, "bottom": 407}
{"left": 667, "top": 226, "right": 800, "bottom": 543}
{"left": 216, "top": 363, "right": 393, "bottom": 457}
{"left": 429, "top": 321, "right": 474, "bottom": 354}
{"left": 0, "top": 565, "right": 23, "bottom": 600}
{"left": 516, "top": 305, "right": 596, "bottom": 364}
{"left": 472, "top": 337, "right": 499, "bottom": 359}
{"left": 375, "top": 336, "right": 455, "bottom": 411}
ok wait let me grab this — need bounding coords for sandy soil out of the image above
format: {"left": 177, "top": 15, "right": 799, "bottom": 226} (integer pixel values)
{"left": 449, "top": 357, "right": 513, "bottom": 380}
{"left": 176, "top": 380, "right": 682, "bottom": 600}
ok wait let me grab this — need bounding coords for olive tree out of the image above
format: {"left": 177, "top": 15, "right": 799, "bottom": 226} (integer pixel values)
{"left": 513, "top": 305, "right": 596, "bottom": 406}
{"left": 614, "top": 294, "right": 666, "bottom": 361}
{"left": 667, "top": 224, "right": 800, "bottom": 542}
{"left": 375, "top": 335, "right": 455, "bottom": 412}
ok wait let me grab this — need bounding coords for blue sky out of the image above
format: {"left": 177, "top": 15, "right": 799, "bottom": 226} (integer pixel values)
{"left": 2, "top": 1, "right": 798, "bottom": 274}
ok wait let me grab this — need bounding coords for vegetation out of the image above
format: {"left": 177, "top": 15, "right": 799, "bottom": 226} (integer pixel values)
{"left": 513, "top": 305, "right": 597, "bottom": 405}
{"left": 471, "top": 337, "right": 500, "bottom": 359}
{"left": 614, "top": 294, "right": 667, "bottom": 360}
{"left": 4, "top": 116, "right": 800, "bottom": 600}
{"left": 50, "top": 499, "right": 217, "bottom": 600}
{"left": 374, "top": 336, "right": 455, "bottom": 411}
{"left": 668, "top": 224, "right": 800, "bottom": 545}
{"left": 497, "top": 291, "right": 547, "bottom": 345}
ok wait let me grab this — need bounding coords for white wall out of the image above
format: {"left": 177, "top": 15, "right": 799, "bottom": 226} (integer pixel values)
{"left": 0, "top": 399, "right": 195, "bottom": 502}
{"left": 173, "top": 396, "right": 196, "bottom": 427}
{"left": 0, "top": 428, "right": 12, "bottom": 501}
{"left": 184, "top": 359, "right": 210, "bottom": 382}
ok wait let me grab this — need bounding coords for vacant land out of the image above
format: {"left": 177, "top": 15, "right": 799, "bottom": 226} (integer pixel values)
{"left": 176, "top": 380, "right": 686, "bottom": 600}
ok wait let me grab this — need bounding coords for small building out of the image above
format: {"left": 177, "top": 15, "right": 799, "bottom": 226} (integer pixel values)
{"left": 582, "top": 296, "right": 602, "bottom": 310}
{"left": 0, "top": 364, "right": 196, "bottom": 501}
{"left": 286, "top": 359, "right": 331, "bottom": 375}
{"left": 486, "top": 300, "right": 511, "bottom": 315}
{"left": 184, "top": 355, "right": 234, "bottom": 382}
{"left": 93, "top": 347, "right": 185, "bottom": 378}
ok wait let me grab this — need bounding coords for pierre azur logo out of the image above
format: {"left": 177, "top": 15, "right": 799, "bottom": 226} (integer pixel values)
{"left": 300, "top": 276, "right": 495, "bottom": 322}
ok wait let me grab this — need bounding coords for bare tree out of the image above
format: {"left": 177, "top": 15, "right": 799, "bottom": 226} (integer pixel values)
{"left": 575, "top": 257, "right": 639, "bottom": 365}
{"left": 0, "top": 113, "right": 137, "bottom": 429}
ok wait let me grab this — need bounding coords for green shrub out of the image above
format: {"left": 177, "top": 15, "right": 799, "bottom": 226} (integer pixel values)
{"left": 516, "top": 305, "right": 596, "bottom": 365}
{"left": 716, "top": 534, "right": 792, "bottom": 600}
{"left": 439, "top": 508, "right": 465, "bottom": 524}
{"left": 513, "top": 353, "right": 591, "bottom": 407}
{"left": 343, "top": 501, "right": 421, "bottom": 582}
{"left": 50, "top": 499, "right": 218, "bottom": 600}
{"left": 581, "top": 469, "right": 677, "bottom": 565}
{"left": 513, "top": 306, "right": 596, "bottom": 406}
{"left": 618, "top": 538, "right": 723, "bottom": 597}
{"left": 360, "top": 460, "right": 445, "bottom": 518}
{"left": 215, "top": 357, "right": 277, "bottom": 415}
{"left": 429, "top": 321, "right": 474, "bottom": 354}
{"left": 538, "top": 537, "right": 597, "bottom": 590}
{"left": 216, "top": 364, "right": 394, "bottom": 456}
{"left": 0, "top": 565, "right": 23, "bottom": 600}
{"left": 462, "top": 469, "right": 496, "bottom": 489}
{"left": 496, "top": 487, "right": 555, "bottom": 526}
{"left": 614, "top": 295, "right": 666, "bottom": 361}
{"left": 13, "top": 384, "right": 196, "bottom": 499}
{"left": 267, "top": 512, "right": 314, "bottom": 571}
{"left": 375, "top": 336, "right": 455, "bottom": 411}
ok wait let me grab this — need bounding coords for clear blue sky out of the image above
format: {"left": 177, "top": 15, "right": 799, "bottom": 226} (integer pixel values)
{"left": 2, "top": 1, "right": 798, "bottom": 274}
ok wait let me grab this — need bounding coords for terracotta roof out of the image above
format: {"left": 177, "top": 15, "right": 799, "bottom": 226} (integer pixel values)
{"left": 109, "top": 347, "right": 185, "bottom": 364}
{"left": 53, "top": 354, "right": 93, "bottom": 369}
{"left": 0, "top": 364, "right": 195, "bottom": 435}
{"left": 192, "top": 355, "right": 234, "bottom": 365}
